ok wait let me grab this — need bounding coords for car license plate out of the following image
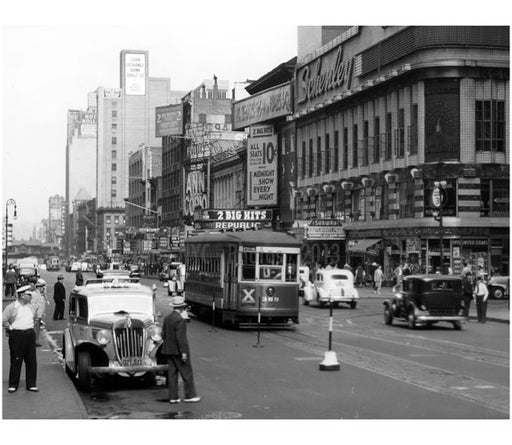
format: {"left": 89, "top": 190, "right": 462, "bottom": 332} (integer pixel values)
{"left": 335, "top": 282, "right": 342, "bottom": 287}
{"left": 122, "top": 358, "right": 143, "bottom": 366}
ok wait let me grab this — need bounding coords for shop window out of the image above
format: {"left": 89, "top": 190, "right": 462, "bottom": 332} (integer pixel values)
{"left": 397, "top": 109, "right": 405, "bottom": 157}
{"left": 476, "top": 100, "right": 505, "bottom": 152}
{"left": 481, "top": 178, "right": 509, "bottom": 216}
{"left": 424, "top": 179, "right": 457, "bottom": 217}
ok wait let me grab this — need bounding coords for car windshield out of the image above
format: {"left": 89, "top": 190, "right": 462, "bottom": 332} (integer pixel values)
{"left": 430, "top": 280, "right": 460, "bottom": 291}
{"left": 89, "top": 295, "right": 153, "bottom": 316}
{"left": 18, "top": 268, "right": 36, "bottom": 275}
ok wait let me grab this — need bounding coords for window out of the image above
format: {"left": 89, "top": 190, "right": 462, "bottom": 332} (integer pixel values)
{"left": 309, "top": 139, "right": 313, "bottom": 178}
{"left": 325, "top": 133, "right": 330, "bottom": 173}
{"left": 111, "top": 190, "right": 117, "bottom": 198}
{"left": 476, "top": 100, "right": 505, "bottom": 152}
{"left": 198, "top": 113, "right": 207, "bottom": 124}
{"left": 241, "top": 251, "right": 256, "bottom": 281}
{"left": 343, "top": 128, "right": 348, "bottom": 169}
{"left": 397, "top": 108, "right": 405, "bottom": 157}
{"left": 112, "top": 123, "right": 117, "bottom": 130}
{"left": 112, "top": 137, "right": 117, "bottom": 145}
{"left": 317, "top": 136, "right": 322, "bottom": 176}
{"left": 398, "top": 180, "right": 415, "bottom": 218}
{"left": 352, "top": 125, "right": 358, "bottom": 167}
{"left": 112, "top": 150, "right": 117, "bottom": 159}
{"left": 114, "top": 216, "right": 119, "bottom": 225}
{"left": 111, "top": 176, "right": 117, "bottom": 184}
{"left": 373, "top": 117, "right": 380, "bottom": 162}
{"left": 362, "top": 121, "right": 369, "bottom": 166}
{"left": 333, "top": 130, "right": 339, "bottom": 171}
{"left": 410, "top": 105, "right": 418, "bottom": 154}
{"left": 259, "top": 253, "right": 284, "bottom": 281}
{"left": 112, "top": 110, "right": 117, "bottom": 118}
{"left": 374, "top": 185, "right": 389, "bottom": 220}
{"left": 385, "top": 113, "right": 392, "bottom": 159}
{"left": 112, "top": 163, "right": 117, "bottom": 171}
{"left": 106, "top": 216, "right": 111, "bottom": 224}
{"left": 481, "top": 179, "right": 509, "bottom": 216}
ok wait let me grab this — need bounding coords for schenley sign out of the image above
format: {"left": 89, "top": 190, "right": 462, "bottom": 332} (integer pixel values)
{"left": 296, "top": 46, "right": 354, "bottom": 108}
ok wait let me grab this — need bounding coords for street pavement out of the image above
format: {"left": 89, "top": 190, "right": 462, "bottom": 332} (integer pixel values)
{"left": 2, "top": 287, "right": 509, "bottom": 419}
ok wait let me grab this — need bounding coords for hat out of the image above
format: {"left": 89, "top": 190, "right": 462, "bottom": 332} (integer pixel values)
{"left": 36, "top": 278, "right": 46, "bottom": 287}
{"left": 169, "top": 296, "right": 187, "bottom": 308}
{"left": 57, "top": 274, "right": 64, "bottom": 280}
{"left": 17, "top": 285, "right": 33, "bottom": 296}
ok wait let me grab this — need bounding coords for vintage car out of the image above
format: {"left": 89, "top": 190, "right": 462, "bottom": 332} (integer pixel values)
{"left": 487, "top": 275, "right": 509, "bottom": 300}
{"left": 303, "top": 268, "right": 359, "bottom": 308}
{"left": 128, "top": 264, "right": 141, "bottom": 279}
{"left": 383, "top": 274, "right": 467, "bottom": 330}
{"left": 62, "top": 280, "right": 167, "bottom": 391}
{"left": 298, "top": 266, "right": 310, "bottom": 298}
{"left": 15, "top": 264, "right": 40, "bottom": 286}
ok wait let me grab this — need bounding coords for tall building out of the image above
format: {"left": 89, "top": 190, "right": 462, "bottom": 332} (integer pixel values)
{"left": 65, "top": 96, "right": 97, "bottom": 255}
{"left": 94, "top": 50, "right": 171, "bottom": 256}
{"left": 48, "top": 195, "right": 66, "bottom": 247}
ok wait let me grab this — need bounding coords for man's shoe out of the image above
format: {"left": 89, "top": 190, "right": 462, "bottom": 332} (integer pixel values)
{"left": 8, "top": 387, "right": 17, "bottom": 393}
{"left": 184, "top": 396, "right": 201, "bottom": 403}
{"left": 35, "top": 343, "right": 42, "bottom": 347}
{"left": 27, "top": 387, "right": 39, "bottom": 392}
{"left": 169, "top": 399, "right": 181, "bottom": 404}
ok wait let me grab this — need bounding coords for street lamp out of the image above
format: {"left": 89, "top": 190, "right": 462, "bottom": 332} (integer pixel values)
{"left": 123, "top": 199, "right": 161, "bottom": 227}
{"left": 431, "top": 180, "right": 447, "bottom": 273}
{"left": 4, "top": 198, "right": 17, "bottom": 270}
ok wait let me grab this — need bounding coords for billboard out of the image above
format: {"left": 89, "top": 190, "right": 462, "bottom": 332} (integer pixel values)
{"left": 155, "top": 104, "right": 183, "bottom": 137}
{"left": 247, "top": 125, "right": 277, "bottom": 206}
{"left": 233, "top": 82, "right": 292, "bottom": 130}
{"left": 184, "top": 163, "right": 208, "bottom": 216}
{"left": 124, "top": 53, "right": 146, "bottom": 96}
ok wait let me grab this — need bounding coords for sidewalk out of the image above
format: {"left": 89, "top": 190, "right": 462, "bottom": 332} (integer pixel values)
{"left": 2, "top": 308, "right": 88, "bottom": 419}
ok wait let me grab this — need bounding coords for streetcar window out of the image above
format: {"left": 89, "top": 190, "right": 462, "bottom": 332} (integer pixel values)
{"left": 285, "top": 254, "right": 299, "bottom": 282}
{"left": 242, "top": 251, "right": 256, "bottom": 281}
{"left": 259, "top": 253, "right": 283, "bottom": 281}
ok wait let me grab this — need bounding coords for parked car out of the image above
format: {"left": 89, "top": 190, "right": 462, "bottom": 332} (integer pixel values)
{"left": 62, "top": 280, "right": 167, "bottom": 391}
{"left": 303, "top": 268, "right": 359, "bottom": 308}
{"left": 487, "top": 275, "right": 509, "bottom": 299}
{"left": 15, "top": 265, "right": 40, "bottom": 286}
{"left": 71, "top": 261, "right": 82, "bottom": 272}
{"left": 383, "top": 274, "right": 466, "bottom": 330}
{"left": 128, "top": 264, "right": 141, "bottom": 279}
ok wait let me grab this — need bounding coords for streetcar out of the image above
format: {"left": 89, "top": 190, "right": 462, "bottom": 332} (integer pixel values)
{"left": 184, "top": 230, "right": 301, "bottom": 328}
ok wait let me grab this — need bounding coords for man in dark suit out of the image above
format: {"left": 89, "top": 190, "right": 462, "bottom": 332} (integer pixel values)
{"left": 161, "top": 296, "right": 201, "bottom": 404}
{"left": 53, "top": 275, "right": 66, "bottom": 320}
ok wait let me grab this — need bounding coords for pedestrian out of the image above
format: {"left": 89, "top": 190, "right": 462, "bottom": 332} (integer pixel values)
{"left": 4, "top": 264, "right": 18, "bottom": 299}
{"left": 473, "top": 275, "right": 489, "bottom": 323}
{"left": 355, "top": 265, "right": 365, "bottom": 287}
{"left": 32, "top": 279, "right": 49, "bottom": 346}
{"left": 2, "top": 285, "right": 39, "bottom": 393}
{"left": 392, "top": 264, "right": 403, "bottom": 292}
{"left": 161, "top": 296, "right": 201, "bottom": 404}
{"left": 53, "top": 274, "right": 66, "bottom": 320}
{"left": 373, "top": 265, "right": 384, "bottom": 295}
{"left": 461, "top": 261, "right": 474, "bottom": 317}
{"left": 75, "top": 271, "right": 84, "bottom": 286}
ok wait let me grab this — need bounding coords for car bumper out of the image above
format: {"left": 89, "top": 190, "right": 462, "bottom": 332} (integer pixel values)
{"left": 90, "top": 364, "right": 168, "bottom": 374}
{"left": 415, "top": 315, "right": 467, "bottom": 322}
{"left": 318, "top": 296, "right": 359, "bottom": 303}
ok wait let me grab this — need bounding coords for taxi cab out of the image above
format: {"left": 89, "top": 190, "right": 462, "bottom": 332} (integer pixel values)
{"left": 62, "top": 279, "right": 167, "bottom": 391}
{"left": 304, "top": 268, "right": 359, "bottom": 308}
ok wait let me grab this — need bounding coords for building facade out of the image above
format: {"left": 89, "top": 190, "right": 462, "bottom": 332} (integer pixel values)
{"left": 291, "top": 26, "right": 509, "bottom": 278}
{"left": 48, "top": 195, "right": 66, "bottom": 247}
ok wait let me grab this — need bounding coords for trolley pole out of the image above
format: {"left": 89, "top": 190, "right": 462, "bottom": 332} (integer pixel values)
{"left": 209, "top": 297, "right": 217, "bottom": 332}
{"left": 253, "top": 295, "right": 263, "bottom": 348}
{"left": 319, "top": 298, "right": 340, "bottom": 371}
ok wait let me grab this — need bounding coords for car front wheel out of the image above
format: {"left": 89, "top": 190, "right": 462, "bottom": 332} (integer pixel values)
{"left": 491, "top": 287, "right": 505, "bottom": 300}
{"left": 384, "top": 304, "right": 393, "bottom": 325}
{"left": 77, "top": 350, "right": 92, "bottom": 391}
{"left": 407, "top": 309, "right": 416, "bottom": 329}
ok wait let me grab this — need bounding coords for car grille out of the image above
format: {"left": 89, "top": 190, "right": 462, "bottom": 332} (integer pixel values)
{"left": 114, "top": 327, "right": 144, "bottom": 359}
{"left": 427, "top": 307, "right": 460, "bottom": 316}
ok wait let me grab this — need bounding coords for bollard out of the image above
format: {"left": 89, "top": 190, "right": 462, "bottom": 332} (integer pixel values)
{"left": 253, "top": 295, "right": 264, "bottom": 348}
{"left": 319, "top": 298, "right": 340, "bottom": 371}
{"left": 209, "top": 298, "right": 217, "bottom": 332}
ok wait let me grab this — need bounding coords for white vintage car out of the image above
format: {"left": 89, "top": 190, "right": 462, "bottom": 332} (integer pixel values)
{"left": 303, "top": 268, "right": 359, "bottom": 308}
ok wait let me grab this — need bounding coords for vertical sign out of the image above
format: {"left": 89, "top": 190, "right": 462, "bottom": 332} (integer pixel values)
{"left": 247, "top": 125, "right": 277, "bottom": 206}
{"left": 124, "top": 53, "right": 146, "bottom": 96}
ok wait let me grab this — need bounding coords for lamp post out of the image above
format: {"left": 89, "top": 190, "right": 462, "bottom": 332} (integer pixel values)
{"left": 123, "top": 199, "right": 161, "bottom": 227}
{"left": 4, "top": 198, "right": 17, "bottom": 270}
{"left": 431, "top": 180, "right": 447, "bottom": 273}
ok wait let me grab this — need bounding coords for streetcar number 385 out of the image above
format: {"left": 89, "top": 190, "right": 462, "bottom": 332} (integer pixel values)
{"left": 262, "top": 296, "right": 280, "bottom": 303}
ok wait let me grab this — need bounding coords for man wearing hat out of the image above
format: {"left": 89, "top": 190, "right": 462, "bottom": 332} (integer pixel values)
{"left": 53, "top": 274, "right": 66, "bottom": 320}
{"left": 161, "top": 296, "right": 201, "bottom": 404}
{"left": 2, "top": 285, "right": 39, "bottom": 393}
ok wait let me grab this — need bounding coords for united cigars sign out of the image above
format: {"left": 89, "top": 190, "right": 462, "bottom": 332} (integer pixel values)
{"left": 295, "top": 45, "right": 354, "bottom": 113}
{"left": 233, "top": 82, "right": 292, "bottom": 130}
{"left": 305, "top": 219, "right": 345, "bottom": 240}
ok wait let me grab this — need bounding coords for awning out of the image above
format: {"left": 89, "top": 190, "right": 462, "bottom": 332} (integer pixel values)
{"left": 348, "top": 239, "right": 381, "bottom": 253}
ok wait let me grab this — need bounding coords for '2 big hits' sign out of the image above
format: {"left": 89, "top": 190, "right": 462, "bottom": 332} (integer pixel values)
{"left": 247, "top": 125, "right": 277, "bottom": 206}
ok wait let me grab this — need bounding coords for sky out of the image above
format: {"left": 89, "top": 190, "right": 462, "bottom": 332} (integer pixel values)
{"left": 1, "top": 1, "right": 504, "bottom": 243}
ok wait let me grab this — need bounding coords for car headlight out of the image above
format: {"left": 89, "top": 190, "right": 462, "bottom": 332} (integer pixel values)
{"left": 96, "top": 330, "right": 112, "bottom": 345}
{"left": 149, "top": 325, "right": 162, "bottom": 342}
